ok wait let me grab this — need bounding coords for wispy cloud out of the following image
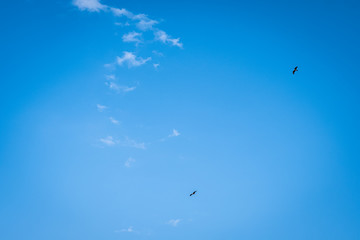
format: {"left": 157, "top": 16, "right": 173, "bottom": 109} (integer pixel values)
{"left": 122, "top": 31, "right": 142, "bottom": 44}
{"left": 116, "top": 51, "right": 151, "bottom": 68}
{"left": 120, "top": 136, "right": 146, "bottom": 149}
{"left": 99, "top": 136, "right": 145, "bottom": 149}
{"left": 115, "top": 21, "right": 130, "bottom": 27}
{"left": 154, "top": 30, "right": 183, "bottom": 48}
{"left": 152, "top": 50, "right": 164, "bottom": 57}
{"left": 167, "top": 219, "right": 181, "bottom": 227}
{"left": 169, "top": 129, "right": 180, "bottom": 137}
{"left": 100, "top": 136, "right": 116, "bottom": 146}
{"left": 109, "top": 117, "right": 119, "bottom": 124}
{"left": 104, "top": 63, "right": 115, "bottom": 70}
{"left": 105, "top": 81, "right": 137, "bottom": 93}
{"left": 110, "top": 7, "right": 133, "bottom": 18}
{"left": 115, "top": 226, "right": 134, "bottom": 233}
{"left": 136, "top": 19, "right": 158, "bottom": 31}
{"left": 122, "top": 86, "right": 137, "bottom": 92}
{"left": 73, "top": 2, "right": 182, "bottom": 48}
{"left": 124, "top": 157, "right": 136, "bottom": 168}
{"left": 72, "top": 0, "right": 106, "bottom": 12}
{"left": 97, "top": 104, "right": 107, "bottom": 112}
{"left": 160, "top": 129, "right": 181, "bottom": 142}
{"left": 105, "top": 74, "right": 115, "bottom": 80}
{"left": 153, "top": 63, "right": 160, "bottom": 69}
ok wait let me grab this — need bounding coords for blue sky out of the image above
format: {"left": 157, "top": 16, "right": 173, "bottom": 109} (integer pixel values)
{"left": 1, "top": 0, "right": 360, "bottom": 239}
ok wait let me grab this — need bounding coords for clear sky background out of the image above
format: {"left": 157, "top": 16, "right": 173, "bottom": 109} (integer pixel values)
{"left": 1, "top": 0, "right": 360, "bottom": 239}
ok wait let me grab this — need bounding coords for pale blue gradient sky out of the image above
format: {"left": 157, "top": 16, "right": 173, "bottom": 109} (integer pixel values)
{"left": 0, "top": 0, "right": 360, "bottom": 239}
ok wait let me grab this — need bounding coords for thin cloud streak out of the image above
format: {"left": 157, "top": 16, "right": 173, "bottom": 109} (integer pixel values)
{"left": 100, "top": 136, "right": 116, "bottom": 146}
{"left": 97, "top": 104, "right": 107, "bottom": 112}
{"left": 105, "top": 81, "right": 137, "bottom": 93}
{"left": 109, "top": 117, "right": 119, "bottom": 124}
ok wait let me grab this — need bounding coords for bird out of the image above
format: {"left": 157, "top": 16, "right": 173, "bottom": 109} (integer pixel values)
{"left": 292, "top": 66, "right": 298, "bottom": 74}
{"left": 189, "top": 191, "right": 197, "bottom": 197}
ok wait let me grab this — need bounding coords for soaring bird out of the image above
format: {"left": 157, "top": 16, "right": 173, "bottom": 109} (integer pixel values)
{"left": 293, "top": 66, "right": 298, "bottom": 74}
{"left": 189, "top": 191, "right": 197, "bottom": 197}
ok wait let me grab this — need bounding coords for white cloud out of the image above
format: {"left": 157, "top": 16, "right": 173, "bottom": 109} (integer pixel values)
{"left": 124, "top": 157, "right": 136, "bottom": 168}
{"left": 169, "top": 129, "right": 180, "bottom": 137}
{"left": 122, "top": 86, "right": 137, "bottom": 92}
{"left": 97, "top": 104, "right": 107, "bottom": 112}
{"left": 167, "top": 219, "right": 181, "bottom": 227}
{"left": 109, "top": 117, "right": 119, "bottom": 124}
{"left": 153, "top": 63, "right": 160, "bottom": 69}
{"left": 110, "top": 7, "right": 134, "bottom": 18}
{"left": 105, "top": 81, "right": 137, "bottom": 93}
{"left": 136, "top": 19, "right": 158, "bottom": 31}
{"left": 105, "top": 81, "right": 119, "bottom": 91}
{"left": 74, "top": 2, "right": 183, "bottom": 48}
{"left": 122, "top": 31, "right": 142, "bottom": 44}
{"left": 116, "top": 51, "right": 151, "bottom": 68}
{"left": 120, "top": 137, "right": 146, "bottom": 149}
{"left": 100, "top": 136, "right": 116, "bottom": 146}
{"left": 72, "top": 0, "right": 107, "bottom": 12}
{"left": 154, "top": 30, "right": 183, "bottom": 48}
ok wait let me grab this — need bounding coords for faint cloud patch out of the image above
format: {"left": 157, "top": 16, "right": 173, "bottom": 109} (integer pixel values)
{"left": 97, "top": 104, "right": 107, "bottom": 112}
{"left": 152, "top": 50, "right": 164, "bottom": 57}
{"left": 115, "top": 21, "right": 130, "bottom": 27}
{"left": 100, "top": 136, "right": 116, "bottom": 146}
{"left": 105, "top": 81, "right": 137, "bottom": 93}
{"left": 120, "top": 137, "right": 146, "bottom": 149}
{"left": 169, "top": 129, "right": 180, "bottom": 137}
{"left": 115, "top": 226, "right": 134, "bottom": 233}
{"left": 124, "top": 157, "right": 136, "bottom": 168}
{"left": 105, "top": 74, "right": 115, "bottom": 80}
{"left": 167, "top": 219, "right": 181, "bottom": 227}
{"left": 109, "top": 117, "right": 119, "bottom": 124}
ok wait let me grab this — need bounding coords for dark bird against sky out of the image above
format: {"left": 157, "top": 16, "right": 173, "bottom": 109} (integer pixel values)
{"left": 190, "top": 191, "right": 197, "bottom": 196}
{"left": 293, "top": 66, "right": 298, "bottom": 74}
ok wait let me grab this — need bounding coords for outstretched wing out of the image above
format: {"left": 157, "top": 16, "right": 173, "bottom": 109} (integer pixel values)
{"left": 293, "top": 67, "right": 298, "bottom": 74}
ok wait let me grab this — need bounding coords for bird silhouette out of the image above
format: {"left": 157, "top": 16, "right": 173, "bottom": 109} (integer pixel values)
{"left": 293, "top": 66, "right": 298, "bottom": 74}
{"left": 189, "top": 191, "right": 197, "bottom": 196}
